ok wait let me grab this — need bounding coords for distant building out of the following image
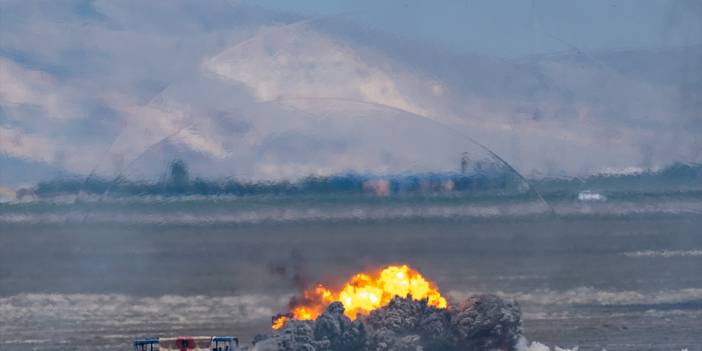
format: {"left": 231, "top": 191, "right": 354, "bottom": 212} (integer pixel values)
{"left": 418, "top": 178, "right": 455, "bottom": 193}
{"left": 362, "top": 179, "right": 390, "bottom": 196}
{"left": 441, "top": 179, "right": 455, "bottom": 192}
{"left": 460, "top": 152, "right": 470, "bottom": 174}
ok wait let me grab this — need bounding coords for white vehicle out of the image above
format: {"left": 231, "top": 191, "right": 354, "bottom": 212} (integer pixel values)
{"left": 134, "top": 336, "right": 238, "bottom": 351}
{"left": 577, "top": 190, "right": 607, "bottom": 201}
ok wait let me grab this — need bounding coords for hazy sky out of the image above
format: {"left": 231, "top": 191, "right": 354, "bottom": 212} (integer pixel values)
{"left": 0, "top": 0, "right": 700, "bottom": 184}
{"left": 247, "top": 0, "right": 702, "bottom": 57}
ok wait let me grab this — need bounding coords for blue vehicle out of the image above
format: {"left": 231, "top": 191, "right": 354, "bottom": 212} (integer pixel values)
{"left": 133, "top": 336, "right": 239, "bottom": 351}
{"left": 211, "top": 336, "right": 238, "bottom": 351}
{"left": 133, "top": 338, "right": 159, "bottom": 351}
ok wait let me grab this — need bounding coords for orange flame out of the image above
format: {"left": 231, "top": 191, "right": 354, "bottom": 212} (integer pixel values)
{"left": 271, "top": 313, "right": 291, "bottom": 330}
{"left": 272, "top": 264, "right": 446, "bottom": 330}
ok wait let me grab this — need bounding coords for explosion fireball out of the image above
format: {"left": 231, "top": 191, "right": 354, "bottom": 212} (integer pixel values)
{"left": 273, "top": 264, "right": 447, "bottom": 330}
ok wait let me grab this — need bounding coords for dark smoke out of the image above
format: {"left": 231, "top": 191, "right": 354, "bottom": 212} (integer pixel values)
{"left": 267, "top": 249, "right": 309, "bottom": 291}
{"left": 250, "top": 294, "right": 521, "bottom": 351}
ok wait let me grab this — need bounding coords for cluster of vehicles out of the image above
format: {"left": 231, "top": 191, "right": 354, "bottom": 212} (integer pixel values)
{"left": 134, "top": 336, "right": 238, "bottom": 351}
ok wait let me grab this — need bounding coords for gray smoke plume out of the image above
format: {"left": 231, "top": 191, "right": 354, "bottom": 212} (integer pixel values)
{"left": 250, "top": 294, "right": 521, "bottom": 351}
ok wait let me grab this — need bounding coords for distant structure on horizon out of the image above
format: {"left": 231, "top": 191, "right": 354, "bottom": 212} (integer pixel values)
{"left": 461, "top": 152, "right": 470, "bottom": 174}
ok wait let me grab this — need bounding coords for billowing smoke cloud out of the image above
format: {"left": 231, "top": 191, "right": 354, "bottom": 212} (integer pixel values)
{"left": 251, "top": 294, "right": 522, "bottom": 351}
{"left": 267, "top": 249, "right": 309, "bottom": 291}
